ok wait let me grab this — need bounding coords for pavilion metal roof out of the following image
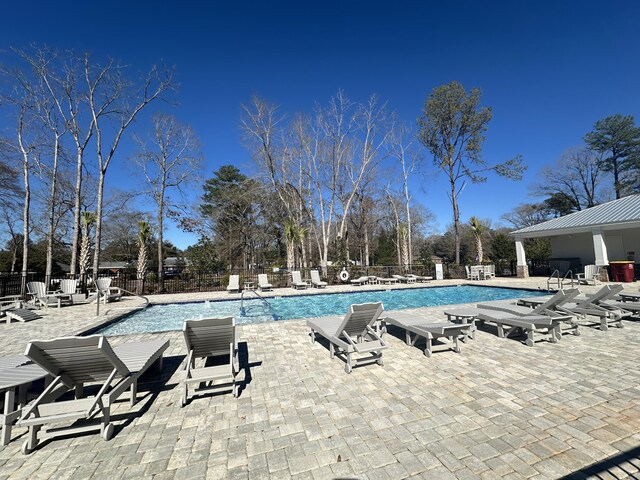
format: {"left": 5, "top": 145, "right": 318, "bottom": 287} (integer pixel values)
{"left": 511, "top": 194, "right": 640, "bottom": 237}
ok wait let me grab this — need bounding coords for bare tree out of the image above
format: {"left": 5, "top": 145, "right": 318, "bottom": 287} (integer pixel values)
{"left": 532, "top": 147, "right": 606, "bottom": 210}
{"left": 134, "top": 114, "right": 202, "bottom": 291}
{"left": 17, "top": 47, "right": 95, "bottom": 276}
{"left": 84, "top": 55, "right": 173, "bottom": 313}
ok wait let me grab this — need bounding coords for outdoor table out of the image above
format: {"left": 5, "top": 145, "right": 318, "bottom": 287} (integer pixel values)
{"left": 243, "top": 281, "right": 254, "bottom": 291}
{"left": 367, "top": 276, "right": 379, "bottom": 285}
{"left": 619, "top": 291, "right": 640, "bottom": 302}
{"left": 444, "top": 308, "right": 478, "bottom": 341}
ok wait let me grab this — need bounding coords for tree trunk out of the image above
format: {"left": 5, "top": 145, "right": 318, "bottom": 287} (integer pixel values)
{"left": 157, "top": 194, "right": 164, "bottom": 293}
{"left": 21, "top": 156, "right": 30, "bottom": 296}
{"left": 92, "top": 171, "right": 106, "bottom": 315}
{"left": 450, "top": 177, "right": 461, "bottom": 264}
{"left": 364, "top": 224, "right": 370, "bottom": 267}
{"left": 45, "top": 136, "right": 60, "bottom": 289}
{"left": 286, "top": 240, "right": 295, "bottom": 270}
{"left": 70, "top": 148, "right": 83, "bottom": 276}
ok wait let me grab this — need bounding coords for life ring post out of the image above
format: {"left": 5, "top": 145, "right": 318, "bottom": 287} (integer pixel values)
{"left": 339, "top": 269, "right": 350, "bottom": 282}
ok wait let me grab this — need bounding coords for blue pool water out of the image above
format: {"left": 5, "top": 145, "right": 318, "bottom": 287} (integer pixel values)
{"left": 97, "top": 285, "right": 546, "bottom": 336}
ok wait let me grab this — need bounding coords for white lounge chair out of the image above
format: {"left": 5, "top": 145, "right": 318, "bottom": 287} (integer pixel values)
{"left": 392, "top": 274, "right": 416, "bottom": 283}
{"left": 182, "top": 317, "right": 238, "bottom": 406}
{"left": 576, "top": 264, "right": 599, "bottom": 286}
{"left": 310, "top": 270, "right": 327, "bottom": 288}
{"left": 257, "top": 274, "right": 272, "bottom": 291}
{"left": 406, "top": 274, "right": 432, "bottom": 283}
{"left": 93, "top": 278, "right": 123, "bottom": 304}
{"left": 26, "top": 282, "right": 70, "bottom": 309}
{"left": 376, "top": 277, "right": 398, "bottom": 285}
{"left": 350, "top": 276, "right": 369, "bottom": 286}
{"left": 19, "top": 336, "right": 168, "bottom": 454}
{"left": 227, "top": 275, "right": 240, "bottom": 293}
{"left": 382, "top": 311, "right": 471, "bottom": 357}
{"left": 291, "top": 271, "right": 308, "bottom": 290}
{"left": 0, "top": 355, "right": 48, "bottom": 446}
{"left": 307, "top": 302, "right": 387, "bottom": 373}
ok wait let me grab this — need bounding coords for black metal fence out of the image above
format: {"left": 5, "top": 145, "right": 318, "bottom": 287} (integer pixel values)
{"left": 1, "top": 261, "right": 525, "bottom": 298}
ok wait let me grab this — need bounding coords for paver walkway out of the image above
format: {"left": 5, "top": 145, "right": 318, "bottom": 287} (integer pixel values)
{"left": 1, "top": 279, "right": 639, "bottom": 479}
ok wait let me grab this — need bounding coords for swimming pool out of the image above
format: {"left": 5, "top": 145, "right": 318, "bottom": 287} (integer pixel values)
{"left": 97, "top": 285, "right": 547, "bottom": 336}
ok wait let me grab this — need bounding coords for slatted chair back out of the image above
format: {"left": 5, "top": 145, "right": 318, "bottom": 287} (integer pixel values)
{"left": 227, "top": 275, "right": 239, "bottom": 290}
{"left": 531, "top": 288, "right": 579, "bottom": 314}
{"left": 26, "top": 336, "right": 129, "bottom": 387}
{"left": 291, "top": 271, "right": 303, "bottom": 284}
{"left": 27, "top": 282, "right": 46, "bottom": 300}
{"left": 258, "top": 274, "right": 270, "bottom": 287}
{"left": 95, "top": 278, "right": 112, "bottom": 294}
{"left": 337, "top": 302, "right": 384, "bottom": 338}
{"left": 576, "top": 284, "right": 624, "bottom": 308}
{"left": 59, "top": 279, "right": 78, "bottom": 294}
{"left": 184, "top": 317, "right": 236, "bottom": 358}
{"left": 310, "top": 270, "right": 321, "bottom": 284}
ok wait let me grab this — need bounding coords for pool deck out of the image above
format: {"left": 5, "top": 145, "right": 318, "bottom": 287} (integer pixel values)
{"left": 1, "top": 277, "right": 640, "bottom": 479}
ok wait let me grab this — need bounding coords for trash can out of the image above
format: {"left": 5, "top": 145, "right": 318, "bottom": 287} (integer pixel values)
{"left": 609, "top": 261, "right": 635, "bottom": 282}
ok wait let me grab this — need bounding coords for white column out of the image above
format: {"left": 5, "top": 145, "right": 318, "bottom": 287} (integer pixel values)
{"left": 515, "top": 236, "right": 527, "bottom": 266}
{"left": 592, "top": 228, "right": 609, "bottom": 266}
{"left": 515, "top": 235, "right": 529, "bottom": 278}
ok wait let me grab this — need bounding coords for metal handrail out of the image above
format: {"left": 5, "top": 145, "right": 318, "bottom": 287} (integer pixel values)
{"left": 561, "top": 270, "right": 575, "bottom": 288}
{"left": 547, "top": 269, "right": 560, "bottom": 291}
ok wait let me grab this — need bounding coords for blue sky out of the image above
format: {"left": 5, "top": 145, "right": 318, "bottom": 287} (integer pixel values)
{"left": 3, "top": 1, "right": 640, "bottom": 248}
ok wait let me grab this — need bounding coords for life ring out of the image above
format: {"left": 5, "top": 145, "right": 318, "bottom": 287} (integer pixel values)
{"left": 339, "top": 270, "right": 350, "bottom": 282}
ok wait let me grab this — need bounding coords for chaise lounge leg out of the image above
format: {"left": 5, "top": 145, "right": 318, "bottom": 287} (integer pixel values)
{"left": 310, "top": 330, "right": 316, "bottom": 344}
{"left": 130, "top": 381, "right": 137, "bottom": 406}
{"left": 600, "top": 318, "right": 608, "bottom": 331}
{"left": 497, "top": 324, "right": 505, "bottom": 338}
{"left": 329, "top": 343, "right": 335, "bottom": 359}
{"left": 424, "top": 339, "right": 432, "bottom": 357}
{"left": 345, "top": 353, "right": 352, "bottom": 374}
{"left": 525, "top": 330, "right": 535, "bottom": 347}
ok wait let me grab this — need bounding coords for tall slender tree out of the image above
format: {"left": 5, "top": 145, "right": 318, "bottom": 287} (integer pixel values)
{"left": 418, "top": 81, "right": 525, "bottom": 264}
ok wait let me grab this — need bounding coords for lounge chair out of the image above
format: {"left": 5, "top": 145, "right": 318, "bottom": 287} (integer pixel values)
{"left": 182, "top": 317, "right": 238, "bottom": 406}
{"left": 392, "top": 274, "right": 416, "bottom": 283}
{"left": 1, "top": 355, "right": 48, "bottom": 446}
{"left": 555, "top": 284, "right": 629, "bottom": 330}
{"left": 227, "top": 275, "right": 240, "bottom": 293}
{"left": 576, "top": 264, "right": 599, "bottom": 286}
{"left": 406, "top": 274, "right": 432, "bottom": 282}
{"left": 307, "top": 302, "right": 387, "bottom": 373}
{"left": 350, "top": 276, "right": 369, "bottom": 286}
{"left": 474, "top": 308, "right": 565, "bottom": 346}
{"left": 18, "top": 336, "right": 168, "bottom": 454}
{"left": 291, "top": 271, "right": 308, "bottom": 290}
{"left": 4, "top": 309, "right": 42, "bottom": 324}
{"left": 93, "top": 278, "right": 123, "bottom": 304}
{"left": 477, "top": 289, "right": 581, "bottom": 338}
{"left": 310, "top": 270, "right": 327, "bottom": 288}
{"left": 257, "top": 274, "right": 272, "bottom": 292}
{"left": 26, "top": 281, "right": 70, "bottom": 309}
{"left": 382, "top": 311, "right": 471, "bottom": 357}
{"left": 376, "top": 277, "right": 398, "bottom": 285}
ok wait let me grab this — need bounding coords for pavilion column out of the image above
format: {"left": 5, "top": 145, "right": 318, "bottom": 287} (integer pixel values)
{"left": 592, "top": 228, "right": 610, "bottom": 281}
{"left": 515, "top": 235, "right": 529, "bottom": 278}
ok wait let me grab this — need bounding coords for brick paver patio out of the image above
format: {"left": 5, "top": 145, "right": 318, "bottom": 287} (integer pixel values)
{"left": 1, "top": 278, "right": 639, "bottom": 479}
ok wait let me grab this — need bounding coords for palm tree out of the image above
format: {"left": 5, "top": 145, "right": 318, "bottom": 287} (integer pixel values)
{"left": 283, "top": 222, "right": 297, "bottom": 270}
{"left": 399, "top": 223, "right": 409, "bottom": 272}
{"left": 136, "top": 221, "right": 152, "bottom": 294}
{"left": 469, "top": 216, "right": 487, "bottom": 263}
{"left": 79, "top": 211, "right": 96, "bottom": 285}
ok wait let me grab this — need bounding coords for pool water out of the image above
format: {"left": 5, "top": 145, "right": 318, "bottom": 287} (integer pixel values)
{"left": 97, "top": 285, "right": 547, "bottom": 336}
